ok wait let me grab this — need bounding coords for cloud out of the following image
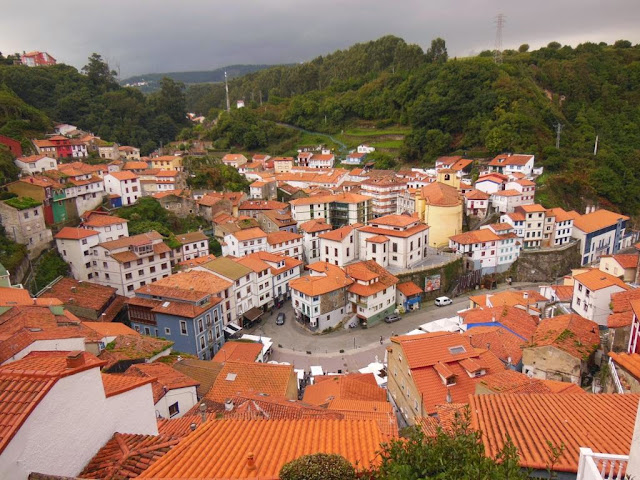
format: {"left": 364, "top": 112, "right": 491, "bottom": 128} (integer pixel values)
{"left": 1, "top": 0, "right": 638, "bottom": 77}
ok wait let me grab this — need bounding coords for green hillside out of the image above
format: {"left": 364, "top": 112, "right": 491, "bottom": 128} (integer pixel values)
{"left": 191, "top": 37, "right": 640, "bottom": 216}
{"left": 121, "top": 64, "right": 279, "bottom": 93}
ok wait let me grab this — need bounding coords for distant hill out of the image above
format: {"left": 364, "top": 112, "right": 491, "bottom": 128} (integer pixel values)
{"left": 120, "top": 64, "right": 279, "bottom": 92}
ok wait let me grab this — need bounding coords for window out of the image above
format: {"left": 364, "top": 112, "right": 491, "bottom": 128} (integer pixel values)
{"left": 137, "top": 259, "right": 143, "bottom": 265}
{"left": 138, "top": 269, "right": 144, "bottom": 276}
{"left": 144, "top": 327, "right": 150, "bottom": 335}
{"left": 180, "top": 320, "right": 188, "bottom": 335}
{"left": 124, "top": 262, "right": 131, "bottom": 269}
{"left": 169, "top": 402, "right": 179, "bottom": 417}
{"left": 392, "top": 243, "right": 398, "bottom": 253}
{"left": 127, "top": 285, "right": 134, "bottom": 292}
{"left": 165, "top": 327, "right": 171, "bottom": 335}
{"left": 150, "top": 266, "right": 156, "bottom": 273}
{"left": 125, "top": 273, "right": 133, "bottom": 280}
{"left": 199, "top": 336, "right": 205, "bottom": 350}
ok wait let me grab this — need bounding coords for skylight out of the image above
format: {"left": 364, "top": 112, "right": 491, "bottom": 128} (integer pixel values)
{"left": 448, "top": 346, "right": 466, "bottom": 355}
{"left": 225, "top": 373, "right": 237, "bottom": 382}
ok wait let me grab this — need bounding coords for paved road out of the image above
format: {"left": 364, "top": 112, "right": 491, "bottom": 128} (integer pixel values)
{"left": 244, "top": 281, "right": 545, "bottom": 371}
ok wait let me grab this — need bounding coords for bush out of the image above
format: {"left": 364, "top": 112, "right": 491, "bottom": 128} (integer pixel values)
{"left": 280, "top": 453, "right": 356, "bottom": 480}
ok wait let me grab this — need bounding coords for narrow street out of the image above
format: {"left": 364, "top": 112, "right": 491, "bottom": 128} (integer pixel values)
{"left": 244, "top": 281, "right": 545, "bottom": 371}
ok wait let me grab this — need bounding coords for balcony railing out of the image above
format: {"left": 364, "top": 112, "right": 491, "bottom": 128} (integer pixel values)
{"left": 576, "top": 448, "right": 629, "bottom": 480}
{"left": 609, "top": 357, "right": 624, "bottom": 394}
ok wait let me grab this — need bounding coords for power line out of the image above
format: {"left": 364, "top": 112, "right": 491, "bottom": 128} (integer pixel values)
{"left": 494, "top": 13, "right": 506, "bottom": 65}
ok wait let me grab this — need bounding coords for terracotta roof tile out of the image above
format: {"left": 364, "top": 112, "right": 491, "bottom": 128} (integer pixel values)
{"left": 470, "top": 393, "right": 639, "bottom": 473}
{"left": 172, "top": 359, "right": 224, "bottom": 398}
{"left": 527, "top": 314, "right": 600, "bottom": 359}
{"left": 358, "top": 223, "right": 429, "bottom": 239}
{"left": 573, "top": 209, "right": 629, "bottom": 234}
{"left": 573, "top": 268, "right": 630, "bottom": 291}
{"left": 82, "top": 212, "right": 128, "bottom": 227}
{"left": 464, "top": 326, "right": 525, "bottom": 364}
{"left": 125, "top": 362, "right": 199, "bottom": 403}
{"left": 397, "top": 281, "right": 423, "bottom": 297}
{"left": 212, "top": 341, "right": 262, "bottom": 363}
{"left": 101, "top": 372, "right": 154, "bottom": 397}
{"left": 266, "top": 231, "right": 302, "bottom": 245}
{"left": 139, "top": 418, "right": 387, "bottom": 479}
{"left": 231, "top": 227, "right": 267, "bottom": 241}
{"left": 611, "top": 253, "right": 639, "bottom": 269}
{"left": 303, "top": 373, "right": 387, "bottom": 406}
{"left": 461, "top": 305, "right": 538, "bottom": 340}
{"left": 108, "top": 171, "right": 138, "bottom": 181}
{"left": 54, "top": 227, "right": 99, "bottom": 240}
{"left": 319, "top": 225, "right": 355, "bottom": 242}
{"left": 99, "top": 335, "right": 174, "bottom": 371}
{"left": 489, "top": 154, "right": 534, "bottom": 166}
{"left": 370, "top": 214, "right": 418, "bottom": 228}
{"left": 79, "top": 432, "right": 179, "bottom": 479}
{"left": 290, "top": 262, "right": 353, "bottom": 296}
{"left": 418, "top": 182, "right": 461, "bottom": 207}
{"left": 609, "top": 352, "right": 640, "bottom": 381}
{"left": 346, "top": 261, "right": 398, "bottom": 297}
{"left": 205, "top": 361, "right": 296, "bottom": 403}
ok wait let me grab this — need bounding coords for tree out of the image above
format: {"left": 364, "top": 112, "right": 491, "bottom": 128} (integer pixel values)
{"left": 547, "top": 41, "right": 562, "bottom": 50}
{"left": 614, "top": 39, "right": 632, "bottom": 48}
{"left": 280, "top": 453, "right": 356, "bottom": 480}
{"left": 425, "top": 37, "right": 448, "bottom": 63}
{"left": 151, "top": 77, "right": 188, "bottom": 125}
{"left": 518, "top": 44, "right": 530, "bottom": 53}
{"left": 371, "top": 408, "right": 528, "bottom": 480}
{"left": 82, "top": 53, "right": 117, "bottom": 90}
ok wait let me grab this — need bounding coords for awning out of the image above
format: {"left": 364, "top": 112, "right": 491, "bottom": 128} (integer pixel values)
{"left": 243, "top": 307, "right": 263, "bottom": 322}
{"left": 223, "top": 324, "right": 242, "bottom": 336}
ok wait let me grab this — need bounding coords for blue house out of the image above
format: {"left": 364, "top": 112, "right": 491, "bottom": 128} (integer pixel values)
{"left": 572, "top": 209, "right": 632, "bottom": 266}
{"left": 396, "top": 281, "right": 423, "bottom": 311}
{"left": 343, "top": 152, "right": 366, "bottom": 165}
{"left": 127, "top": 275, "right": 225, "bottom": 360}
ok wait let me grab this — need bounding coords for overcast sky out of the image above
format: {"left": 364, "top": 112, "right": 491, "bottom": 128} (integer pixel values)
{"left": 2, "top": 0, "right": 639, "bottom": 78}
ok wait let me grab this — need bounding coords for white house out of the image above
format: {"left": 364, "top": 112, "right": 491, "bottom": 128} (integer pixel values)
{"left": 475, "top": 173, "right": 507, "bottom": 194}
{"left": 0, "top": 198, "right": 53, "bottom": 259}
{"left": 172, "top": 231, "right": 210, "bottom": 264}
{"left": 343, "top": 152, "right": 366, "bottom": 165}
{"left": 571, "top": 268, "right": 630, "bottom": 326}
{"left": 55, "top": 227, "right": 101, "bottom": 281}
{"left": 104, "top": 171, "right": 140, "bottom": 206}
{"left": 360, "top": 177, "right": 407, "bottom": 218}
{"left": 298, "top": 218, "right": 332, "bottom": 264}
{"left": 308, "top": 153, "right": 335, "bottom": 169}
{"left": 487, "top": 154, "right": 535, "bottom": 177}
{"left": 357, "top": 144, "right": 375, "bottom": 154}
{"left": 500, "top": 204, "right": 547, "bottom": 249}
{"left": 572, "top": 208, "right": 631, "bottom": 266}
{"left": 545, "top": 207, "right": 578, "bottom": 247}
{"left": 14, "top": 154, "right": 57, "bottom": 175}
{"left": 221, "top": 154, "right": 248, "bottom": 169}
{"left": 253, "top": 251, "right": 303, "bottom": 302}
{"left": 345, "top": 260, "right": 398, "bottom": 327}
{"left": 221, "top": 227, "right": 268, "bottom": 257}
{"left": 491, "top": 189, "right": 532, "bottom": 213}
{"left": 449, "top": 224, "right": 519, "bottom": 274}
{"left": 92, "top": 231, "right": 173, "bottom": 296}
{"left": 98, "top": 143, "right": 120, "bottom": 160}
{"left": 81, "top": 212, "right": 129, "bottom": 243}
{"left": 319, "top": 226, "right": 359, "bottom": 267}
{"left": 464, "top": 189, "right": 490, "bottom": 217}
{"left": 266, "top": 231, "right": 303, "bottom": 260}
{"left": 124, "top": 362, "right": 199, "bottom": 419}
{"left": 357, "top": 214, "right": 430, "bottom": 270}
{"left": 234, "top": 255, "right": 275, "bottom": 311}
{"left": 0, "top": 350, "right": 157, "bottom": 480}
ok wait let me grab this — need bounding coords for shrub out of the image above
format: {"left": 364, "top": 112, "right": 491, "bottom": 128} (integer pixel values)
{"left": 280, "top": 453, "right": 356, "bottom": 480}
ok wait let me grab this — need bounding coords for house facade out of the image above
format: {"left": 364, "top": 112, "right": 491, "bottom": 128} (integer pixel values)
{"left": 104, "top": 171, "right": 140, "bottom": 206}
{"left": 0, "top": 198, "right": 53, "bottom": 258}
{"left": 572, "top": 209, "right": 631, "bottom": 266}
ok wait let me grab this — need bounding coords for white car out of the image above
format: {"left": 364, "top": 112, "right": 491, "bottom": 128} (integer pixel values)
{"left": 434, "top": 296, "right": 453, "bottom": 307}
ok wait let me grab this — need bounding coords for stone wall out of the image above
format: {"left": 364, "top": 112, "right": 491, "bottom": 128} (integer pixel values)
{"left": 395, "top": 258, "right": 463, "bottom": 302}
{"left": 509, "top": 241, "right": 581, "bottom": 283}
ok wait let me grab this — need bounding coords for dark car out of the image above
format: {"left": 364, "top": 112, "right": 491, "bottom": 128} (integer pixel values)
{"left": 384, "top": 314, "right": 401, "bottom": 323}
{"left": 276, "top": 312, "right": 285, "bottom": 325}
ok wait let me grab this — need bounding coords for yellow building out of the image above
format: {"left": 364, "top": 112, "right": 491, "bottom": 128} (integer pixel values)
{"left": 151, "top": 155, "right": 184, "bottom": 171}
{"left": 415, "top": 181, "right": 462, "bottom": 247}
{"left": 436, "top": 169, "right": 461, "bottom": 189}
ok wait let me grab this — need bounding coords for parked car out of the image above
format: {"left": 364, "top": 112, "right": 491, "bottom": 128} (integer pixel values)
{"left": 434, "top": 296, "right": 453, "bottom": 307}
{"left": 384, "top": 314, "right": 401, "bottom": 323}
{"left": 276, "top": 312, "right": 285, "bottom": 325}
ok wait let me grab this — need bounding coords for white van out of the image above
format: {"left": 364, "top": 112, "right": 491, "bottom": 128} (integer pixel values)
{"left": 434, "top": 296, "right": 453, "bottom": 307}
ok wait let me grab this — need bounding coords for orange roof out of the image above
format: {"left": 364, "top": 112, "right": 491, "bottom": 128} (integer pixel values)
{"left": 177, "top": 253, "right": 217, "bottom": 268}
{"left": 365, "top": 235, "right": 389, "bottom": 243}
{"left": 205, "top": 361, "right": 296, "bottom": 403}
{"left": 573, "top": 268, "right": 630, "bottom": 291}
{"left": 549, "top": 285, "right": 574, "bottom": 302}
{"left": 493, "top": 189, "right": 522, "bottom": 197}
{"left": 98, "top": 335, "right": 174, "bottom": 371}
{"left": 464, "top": 189, "right": 490, "bottom": 200}
{"left": 82, "top": 212, "right": 128, "bottom": 227}
{"left": 101, "top": 373, "right": 154, "bottom": 397}
{"left": 290, "top": 262, "right": 353, "bottom": 296}
{"left": 122, "top": 161, "right": 149, "bottom": 170}
{"left": 82, "top": 321, "right": 137, "bottom": 338}
{"left": 125, "top": 362, "right": 199, "bottom": 403}
{"left": 464, "top": 326, "right": 526, "bottom": 364}
{"left": 545, "top": 207, "right": 579, "bottom": 223}
{"left": 79, "top": 432, "right": 179, "bottom": 479}
{"left": 573, "top": 209, "right": 630, "bottom": 234}
{"left": 476, "top": 173, "right": 507, "bottom": 184}
{"left": 370, "top": 213, "right": 418, "bottom": 228}
{"left": 397, "top": 281, "right": 423, "bottom": 297}
{"left": 139, "top": 418, "right": 387, "bottom": 479}
{"left": 609, "top": 352, "right": 640, "bottom": 380}
{"left": 451, "top": 158, "right": 473, "bottom": 171}
{"left": 358, "top": 222, "right": 429, "bottom": 239}
{"left": 449, "top": 229, "right": 500, "bottom": 245}
{"left": 519, "top": 203, "right": 547, "bottom": 213}
{"left": 611, "top": 253, "right": 639, "bottom": 269}
{"left": 108, "top": 171, "right": 138, "bottom": 181}
{"left": 0, "top": 351, "right": 105, "bottom": 454}
{"left": 528, "top": 314, "right": 600, "bottom": 359}
{"left": 345, "top": 261, "right": 398, "bottom": 297}
{"left": 231, "top": 227, "right": 267, "bottom": 241}
{"left": 212, "top": 341, "right": 263, "bottom": 363}
{"left": 54, "top": 226, "right": 99, "bottom": 240}
{"left": 318, "top": 225, "right": 354, "bottom": 242}
{"left": 419, "top": 182, "right": 461, "bottom": 207}
{"left": 489, "top": 153, "right": 534, "bottom": 166}
{"left": 476, "top": 369, "right": 586, "bottom": 395}
{"left": 470, "top": 393, "right": 639, "bottom": 473}
{"left": 461, "top": 305, "right": 538, "bottom": 340}
{"left": 266, "top": 231, "right": 302, "bottom": 245}
{"left": 303, "top": 373, "right": 386, "bottom": 406}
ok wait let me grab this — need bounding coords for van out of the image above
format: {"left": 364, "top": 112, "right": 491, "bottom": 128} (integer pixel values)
{"left": 434, "top": 296, "right": 453, "bottom": 307}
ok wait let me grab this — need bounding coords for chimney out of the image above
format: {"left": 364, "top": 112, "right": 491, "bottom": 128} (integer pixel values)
{"left": 66, "top": 351, "right": 85, "bottom": 369}
{"left": 224, "top": 400, "right": 234, "bottom": 411}
{"left": 246, "top": 452, "right": 257, "bottom": 471}
{"left": 190, "top": 423, "right": 197, "bottom": 431}
{"left": 199, "top": 402, "right": 207, "bottom": 423}
{"left": 523, "top": 291, "right": 529, "bottom": 300}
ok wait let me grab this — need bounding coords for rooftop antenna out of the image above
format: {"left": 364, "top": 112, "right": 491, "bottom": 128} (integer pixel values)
{"left": 493, "top": 13, "right": 505, "bottom": 64}
{"left": 224, "top": 71, "right": 231, "bottom": 113}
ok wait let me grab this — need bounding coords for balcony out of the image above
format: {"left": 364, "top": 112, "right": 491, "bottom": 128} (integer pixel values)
{"left": 576, "top": 448, "right": 629, "bottom": 480}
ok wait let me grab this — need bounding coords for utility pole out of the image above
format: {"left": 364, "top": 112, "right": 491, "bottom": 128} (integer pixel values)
{"left": 224, "top": 71, "right": 230, "bottom": 113}
{"left": 594, "top": 135, "right": 599, "bottom": 155}
{"left": 493, "top": 14, "right": 505, "bottom": 65}
{"left": 555, "top": 122, "right": 563, "bottom": 149}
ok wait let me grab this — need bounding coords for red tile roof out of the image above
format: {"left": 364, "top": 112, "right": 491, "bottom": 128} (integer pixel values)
{"left": 0, "top": 351, "right": 105, "bottom": 454}
{"left": 108, "top": 171, "right": 138, "bottom": 181}
{"left": 303, "top": 373, "right": 386, "bottom": 406}
{"left": 418, "top": 182, "right": 461, "bottom": 207}
{"left": 611, "top": 253, "right": 639, "bottom": 269}
{"left": 212, "top": 341, "right": 262, "bottom": 363}
{"left": 98, "top": 335, "right": 174, "bottom": 371}
{"left": 489, "top": 153, "right": 533, "bottom": 166}
{"left": 464, "top": 326, "right": 526, "bottom": 365}
{"left": 609, "top": 352, "right": 640, "bottom": 381}
{"left": 125, "top": 362, "right": 199, "bottom": 403}
{"left": 290, "top": 262, "right": 353, "bottom": 296}
{"left": 573, "top": 268, "right": 630, "bottom": 291}
{"left": 54, "top": 226, "right": 99, "bottom": 240}
{"left": 79, "top": 433, "right": 179, "bottom": 479}
{"left": 101, "top": 372, "right": 154, "bottom": 397}
{"left": 82, "top": 212, "right": 128, "bottom": 227}
{"left": 266, "top": 231, "right": 302, "bottom": 245}
{"left": 139, "top": 418, "right": 387, "bottom": 479}
{"left": 470, "top": 393, "right": 639, "bottom": 473}
{"left": 460, "top": 305, "right": 538, "bottom": 340}
{"left": 475, "top": 369, "right": 586, "bottom": 394}
{"left": 345, "top": 261, "right": 398, "bottom": 298}
{"left": 319, "top": 225, "right": 355, "bottom": 242}
{"left": 205, "top": 361, "right": 296, "bottom": 403}
{"left": 573, "top": 209, "right": 630, "bottom": 234}
{"left": 397, "top": 281, "right": 423, "bottom": 297}
{"left": 527, "top": 314, "right": 600, "bottom": 359}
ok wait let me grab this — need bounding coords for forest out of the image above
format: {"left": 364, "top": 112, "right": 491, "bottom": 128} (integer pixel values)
{"left": 186, "top": 36, "right": 640, "bottom": 215}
